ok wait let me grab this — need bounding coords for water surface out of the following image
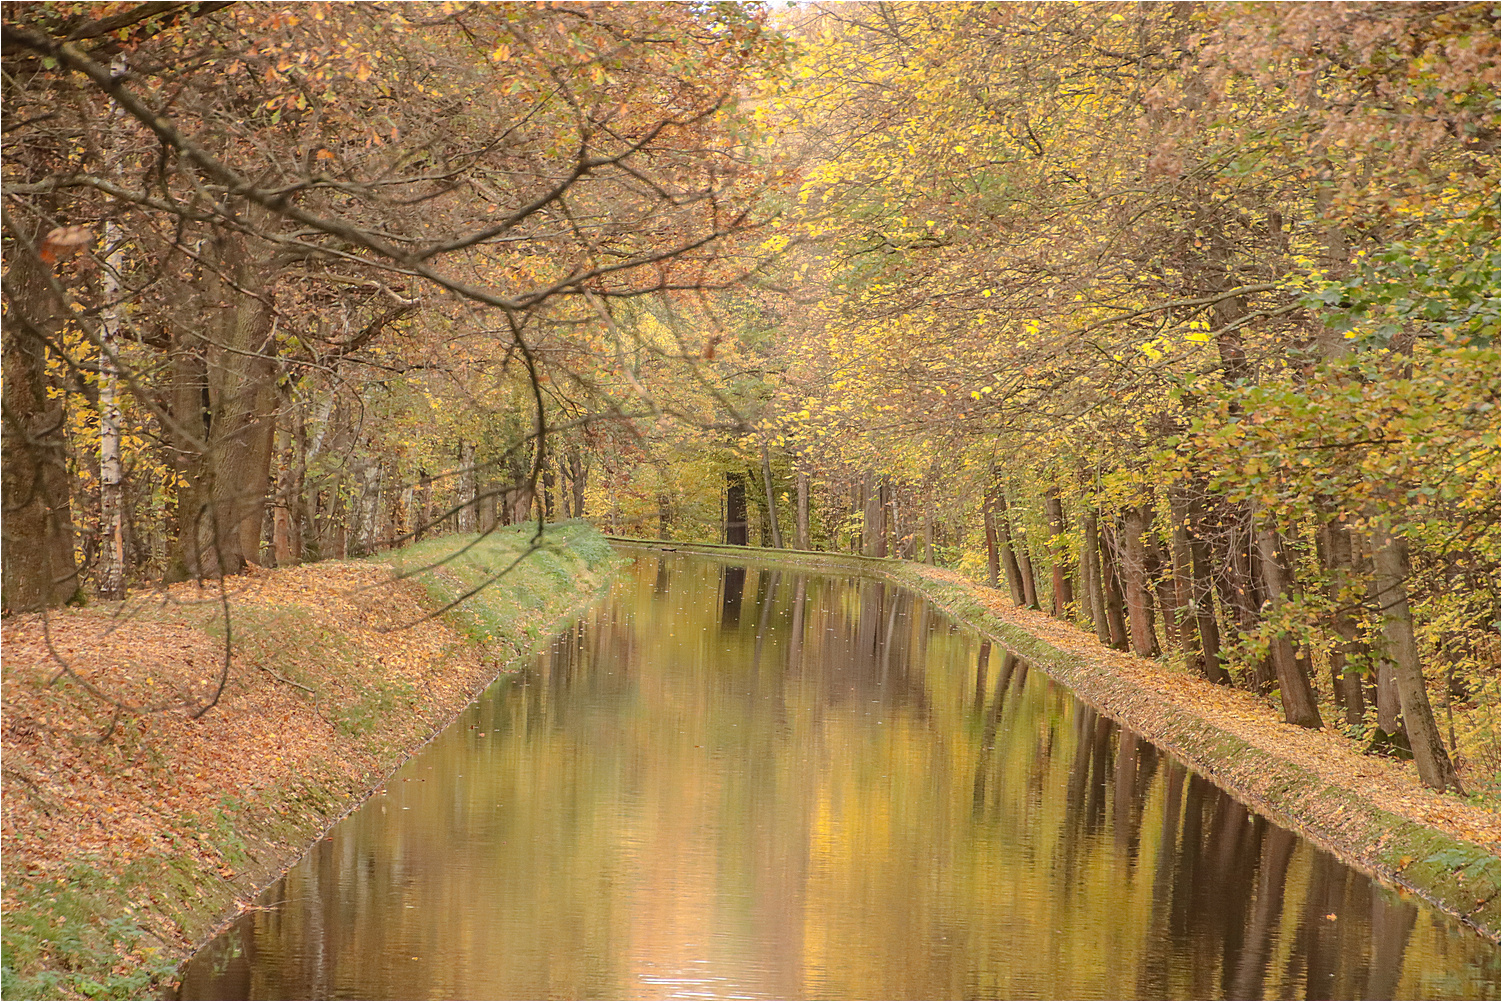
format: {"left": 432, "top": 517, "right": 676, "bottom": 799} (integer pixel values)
{"left": 178, "top": 550, "right": 1499, "bottom": 999}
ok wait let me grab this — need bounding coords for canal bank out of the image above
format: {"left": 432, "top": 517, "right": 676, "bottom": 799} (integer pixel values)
{"left": 606, "top": 536, "right": 1501, "bottom": 944}
{"left": 0, "top": 522, "right": 616, "bottom": 1000}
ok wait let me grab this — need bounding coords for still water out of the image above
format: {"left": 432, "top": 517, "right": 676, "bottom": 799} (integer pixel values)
{"left": 178, "top": 549, "right": 1499, "bottom": 999}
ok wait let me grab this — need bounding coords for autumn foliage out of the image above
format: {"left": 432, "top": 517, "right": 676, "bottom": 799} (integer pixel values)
{"left": 1, "top": 2, "right": 1495, "bottom": 806}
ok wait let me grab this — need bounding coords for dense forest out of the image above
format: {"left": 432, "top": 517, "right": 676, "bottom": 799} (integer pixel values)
{"left": 2, "top": 1, "right": 1496, "bottom": 794}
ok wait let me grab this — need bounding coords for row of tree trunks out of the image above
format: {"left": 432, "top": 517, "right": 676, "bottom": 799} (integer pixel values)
{"left": 735, "top": 466, "right": 950, "bottom": 559}
{"left": 1023, "top": 476, "right": 1459, "bottom": 788}
{"left": 709, "top": 449, "right": 1459, "bottom": 791}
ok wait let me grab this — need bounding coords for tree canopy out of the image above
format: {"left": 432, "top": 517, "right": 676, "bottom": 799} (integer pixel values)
{"left": 3, "top": 0, "right": 1496, "bottom": 794}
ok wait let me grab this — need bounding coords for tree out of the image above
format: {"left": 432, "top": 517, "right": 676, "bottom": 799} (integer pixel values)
{"left": 3, "top": 1, "right": 789, "bottom": 594}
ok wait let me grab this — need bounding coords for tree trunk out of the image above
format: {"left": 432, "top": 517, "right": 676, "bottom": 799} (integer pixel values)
{"left": 1120, "top": 505, "right": 1160, "bottom": 658}
{"left": 1182, "top": 489, "right": 1228, "bottom": 684}
{"left": 1256, "top": 525, "right": 1323, "bottom": 728}
{"left": 1221, "top": 512, "right": 1274, "bottom": 692}
{"left": 417, "top": 470, "right": 433, "bottom": 537}
{"left": 1358, "top": 531, "right": 1407, "bottom": 741}
{"left": 0, "top": 218, "right": 81, "bottom": 610}
{"left": 240, "top": 387, "right": 276, "bottom": 567}
{"left": 862, "top": 474, "right": 885, "bottom": 557}
{"left": 294, "top": 394, "right": 324, "bottom": 558}
{"left": 542, "top": 461, "right": 556, "bottom": 520}
{"left": 1043, "top": 487, "right": 1074, "bottom": 619}
{"left": 97, "top": 220, "right": 127, "bottom": 598}
{"left": 725, "top": 471, "right": 748, "bottom": 545}
{"left": 922, "top": 496, "right": 935, "bottom": 565}
{"left": 886, "top": 480, "right": 904, "bottom": 558}
{"left": 983, "top": 483, "right": 1002, "bottom": 590}
{"left": 987, "top": 478, "right": 1027, "bottom": 605}
{"left": 997, "top": 489, "right": 1039, "bottom": 609}
{"left": 354, "top": 460, "right": 382, "bottom": 555}
{"left": 1146, "top": 532, "right": 1176, "bottom": 650}
{"left": 567, "top": 445, "right": 587, "bottom": 516}
{"left": 397, "top": 485, "right": 413, "bottom": 546}
{"left": 1317, "top": 518, "right": 1368, "bottom": 725}
{"left": 1370, "top": 521, "right": 1464, "bottom": 792}
{"left": 760, "top": 443, "right": 782, "bottom": 549}
{"left": 1098, "top": 519, "right": 1130, "bottom": 651}
{"left": 848, "top": 482, "right": 860, "bottom": 553}
{"left": 1076, "top": 534, "right": 1096, "bottom": 628}
{"left": 1166, "top": 486, "right": 1202, "bottom": 670}
{"left": 456, "top": 441, "right": 477, "bottom": 533}
{"left": 1081, "top": 507, "right": 1111, "bottom": 644}
{"left": 795, "top": 470, "right": 811, "bottom": 549}
{"left": 271, "top": 414, "right": 296, "bottom": 566}
{"left": 166, "top": 203, "right": 280, "bottom": 581}
{"left": 95, "top": 77, "right": 130, "bottom": 596}
{"left": 509, "top": 483, "right": 535, "bottom": 526}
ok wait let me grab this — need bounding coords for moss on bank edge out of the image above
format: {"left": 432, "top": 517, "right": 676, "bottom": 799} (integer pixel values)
{"left": 1, "top": 522, "right": 616, "bottom": 1000}
{"left": 607, "top": 536, "right": 1501, "bottom": 942}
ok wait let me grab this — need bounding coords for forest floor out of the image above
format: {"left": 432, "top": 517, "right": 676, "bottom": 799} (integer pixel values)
{"left": 0, "top": 524, "right": 615, "bottom": 1000}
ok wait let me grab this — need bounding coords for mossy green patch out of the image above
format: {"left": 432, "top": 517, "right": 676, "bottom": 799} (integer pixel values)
{"left": 3, "top": 858, "right": 187, "bottom": 1001}
{"left": 388, "top": 521, "right": 617, "bottom": 656}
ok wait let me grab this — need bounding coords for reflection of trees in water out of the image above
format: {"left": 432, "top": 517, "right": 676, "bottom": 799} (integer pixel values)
{"left": 971, "top": 647, "right": 1021, "bottom": 816}
{"left": 808, "top": 576, "right": 933, "bottom": 716}
{"left": 1112, "top": 708, "right": 1427, "bottom": 1000}
{"left": 182, "top": 554, "right": 1492, "bottom": 1000}
{"left": 720, "top": 565, "right": 745, "bottom": 628}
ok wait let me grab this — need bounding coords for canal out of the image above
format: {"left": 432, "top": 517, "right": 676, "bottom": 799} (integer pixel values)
{"left": 178, "top": 548, "right": 1499, "bottom": 999}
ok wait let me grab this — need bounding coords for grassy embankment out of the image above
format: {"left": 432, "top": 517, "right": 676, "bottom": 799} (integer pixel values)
{"left": 609, "top": 536, "right": 1501, "bottom": 942}
{"left": 1, "top": 521, "right": 615, "bottom": 1000}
